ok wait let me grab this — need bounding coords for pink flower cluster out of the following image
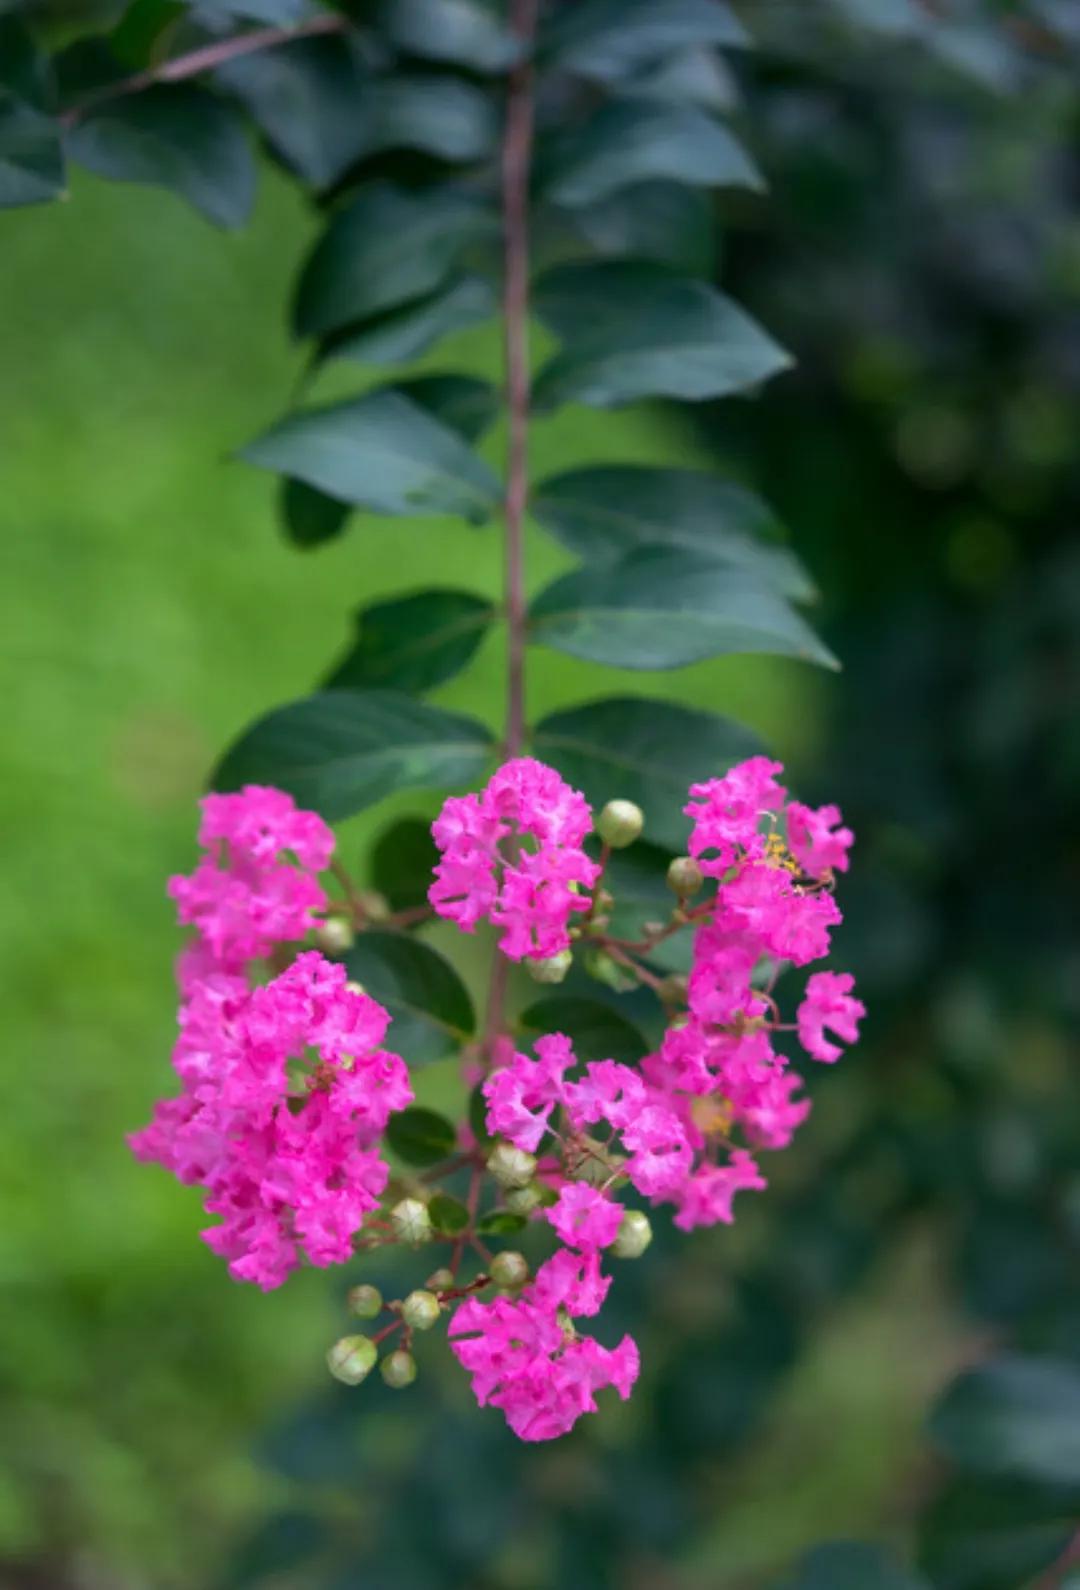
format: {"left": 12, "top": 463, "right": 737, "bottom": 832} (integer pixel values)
{"left": 429, "top": 757, "right": 600, "bottom": 960}
{"left": 132, "top": 787, "right": 412, "bottom": 1289}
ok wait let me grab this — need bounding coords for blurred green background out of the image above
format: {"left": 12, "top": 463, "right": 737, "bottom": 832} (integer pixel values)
{"left": 2, "top": 6, "right": 1078, "bottom": 1588}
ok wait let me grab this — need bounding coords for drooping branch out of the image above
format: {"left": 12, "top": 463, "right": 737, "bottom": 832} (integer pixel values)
{"left": 59, "top": 12, "right": 349, "bottom": 128}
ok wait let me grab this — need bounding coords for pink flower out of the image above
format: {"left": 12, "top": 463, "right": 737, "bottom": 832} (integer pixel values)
{"left": 786, "top": 801, "right": 854, "bottom": 878}
{"left": 685, "top": 756, "right": 786, "bottom": 876}
{"left": 130, "top": 953, "right": 411, "bottom": 1289}
{"left": 449, "top": 1248, "right": 639, "bottom": 1441}
{"left": 672, "top": 1150, "right": 767, "bottom": 1232}
{"left": 547, "top": 1184, "right": 624, "bottom": 1250}
{"left": 798, "top": 971, "right": 866, "bottom": 1063}
{"left": 169, "top": 785, "right": 334, "bottom": 971}
{"left": 429, "top": 758, "right": 600, "bottom": 961}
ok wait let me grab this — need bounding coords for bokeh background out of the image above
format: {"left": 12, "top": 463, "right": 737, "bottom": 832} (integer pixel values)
{"left": 2, "top": 5, "right": 1078, "bottom": 1587}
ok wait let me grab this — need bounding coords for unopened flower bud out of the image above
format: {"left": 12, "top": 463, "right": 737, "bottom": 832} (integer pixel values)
{"left": 657, "top": 973, "right": 689, "bottom": 1005}
{"left": 345, "top": 980, "right": 366, "bottom": 996}
{"left": 380, "top": 1349, "right": 417, "bottom": 1389}
{"left": 505, "top": 1181, "right": 542, "bottom": 1214}
{"left": 487, "top": 1143, "right": 537, "bottom": 1189}
{"left": 426, "top": 1267, "right": 455, "bottom": 1292}
{"left": 390, "top": 1197, "right": 432, "bottom": 1245}
{"left": 526, "top": 949, "right": 572, "bottom": 984}
{"left": 326, "top": 1334, "right": 377, "bottom": 1385}
{"left": 613, "top": 1210, "right": 653, "bottom": 1259}
{"left": 314, "top": 914, "right": 354, "bottom": 955}
{"left": 401, "top": 1289, "right": 441, "bottom": 1330}
{"left": 597, "top": 799, "right": 644, "bottom": 849}
{"left": 358, "top": 889, "right": 391, "bottom": 923}
{"left": 666, "top": 856, "right": 704, "bottom": 897}
{"left": 490, "top": 1250, "right": 529, "bottom": 1289}
{"left": 346, "top": 1283, "right": 382, "bottom": 1319}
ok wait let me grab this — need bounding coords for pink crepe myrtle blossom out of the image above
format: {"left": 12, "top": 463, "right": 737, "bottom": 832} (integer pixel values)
{"left": 429, "top": 757, "right": 600, "bottom": 961}
{"left": 798, "top": 971, "right": 866, "bottom": 1063}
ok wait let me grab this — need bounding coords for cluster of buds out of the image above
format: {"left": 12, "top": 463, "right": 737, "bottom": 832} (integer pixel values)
{"left": 132, "top": 755, "right": 863, "bottom": 1441}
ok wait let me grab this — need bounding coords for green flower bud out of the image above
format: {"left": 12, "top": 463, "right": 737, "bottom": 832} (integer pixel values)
{"left": 666, "top": 856, "right": 704, "bottom": 897}
{"left": 526, "top": 949, "right": 572, "bottom": 984}
{"left": 390, "top": 1197, "right": 432, "bottom": 1245}
{"left": 613, "top": 1210, "right": 653, "bottom": 1259}
{"left": 314, "top": 914, "right": 354, "bottom": 955}
{"left": 490, "top": 1250, "right": 529, "bottom": 1289}
{"left": 345, "top": 980, "right": 366, "bottom": 997}
{"left": 505, "top": 1181, "right": 542, "bottom": 1214}
{"left": 380, "top": 1349, "right": 417, "bottom": 1389}
{"left": 584, "top": 947, "right": 638, "bottom": 993}
{"left": 426, "top": 1267, "right": 455, "bottom": 1292}
{"left": 326, "top": 1334, "right": 377, "bottom": 1385}
{"left": 597, "top": 799, "right": 644, "bottom": 848}
{"left": 657, "top": 973, "right": 689, "bottom": 1006}
{"left": 401, "top": 1289, "right": 441, "bottom": 1331}
{"left": 487, "top": 1143, "right": 537, "bottom": 1189}
{"left": 358, "top": 889, "right": 391, "bottom": 923}
{"left": 346, "top": 1283, "right": 382, "bottom": 1319}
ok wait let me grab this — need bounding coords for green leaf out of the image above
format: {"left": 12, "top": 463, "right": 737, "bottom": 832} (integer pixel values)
{"left": 476, "top": 1210, "right": 528, "bottom": 1237}
{"left": 532, "top": 696, "right": 764, "bottom": 851}
{"left": 239, "top": 389, "right": 500, "bottom": 520}
{"left": 370, "top": 76, "right": 497, "bottom": 164}
{"left": 544, "top": 100, "right": 763, "bottom": 209}
{"left": 392, "top": 375, "right": 498, "bottom": 444}
{"left": 621, "top": 46, "right": 740, "bottom": 112}
{"left": 0, "top": 93, "right": 64, "bottom": 209}
{"left": 279, "top": 477, "right": 351, "bottom": 549}
{"left": 293, "top": 181, "right": 494, "bottom": 339}
{"left": 533, "top": 465, "right": 814, "bottom": 601}
{"left": 929, "top": 1355, "right": 1080, "bottom": 1487}
{"left": 346, "top": 933, "right": 475, "bottom": 1063}
{"left": 215, "top": 34, "right": 372, "bottom": 191}
{"left": 557, "top": 180, "right": 717, "bottom": 276}
{"left": 544, "top": 0, "right": 750, "bottom": 82}
{"left": 776, "top": 1543, "right": 932, "bottom": 1590}
{"left": 429, "top": 1193, "right": 469, "bottom": 1234}
{"left": 324, "top": 589, "right": 494, "bottom": 695}
{"left": 213, "top": 690, "right": 494, "bottom": 821}
{"left": 378, "top": 0, "right": 522, "bottom": 72}
{"left": 67, "top": 84, "right": 255, "bottom": 228}
{"left": 468, "top": 1082, "right": 494, "bottom": 1148}
{"left": 529, "top": 550, "right": 838, "bottom": 671}
{"left": 191, "top": 0, "right": 314, "bottom": 22}
{"left": 919, "top": 1476, "right": 1078, "bottom": 1590}
{"left": 520, "top": 997, "right": 648, "bottom": 1065}
{"left": 321, "top": 276, "right": 496, "bottom": 370}
{"left": 605, "top": 842, "right": 693, "bottom": 974}
{"left": 533, "top": 261, "right": 791, "bottom": 410}
{"left": 370, "top": 817, "right": 439, "bottom": 915}
{"left": 385, "top": 1104, "right": 457, "bottom": 1165}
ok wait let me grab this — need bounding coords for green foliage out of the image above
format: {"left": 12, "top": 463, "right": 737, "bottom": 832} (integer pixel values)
{"left": 385, "top": 1105, "right": 458, "bottom": 1166}
{"left": 344, "top": 932, "right": 475, "bottom": 1063}
{"left": 324, "top": 589, "right": 495, "bottom": 696}
{"left": 929, "top": 1356, "right": 1080, "bottom": 1488}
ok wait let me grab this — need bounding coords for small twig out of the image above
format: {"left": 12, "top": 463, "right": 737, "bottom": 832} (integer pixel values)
{"left": 59, "top": 11, "right": 348, "bottom": 127}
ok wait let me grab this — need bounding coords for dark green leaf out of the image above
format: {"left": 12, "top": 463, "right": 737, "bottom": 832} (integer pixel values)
{"left": 0, "top": 94, "right": 64, "bottom": 209}
{"left": 919, "top": 1476, "right": 1078, "bottom": 1590}
{"left": 370, "top": 817, "right": 439, "bottom": 915}
{"left": 469, "top": 1082, "right": 494, "bottom": 1148}
{"left": 239, "top": 389, "right": 500, "bottom": 520}
{"left": 222, "top": 1509, "right": 326, "bottom": 1588}
{"left": 216, "top": 34, "right": 372, "bottom": 191}
{"left": 520, "top": 997, "right": 648, "bottom": 1064}
{"left": 214, "top": 690, "right": 494, "bottom": 821}
{"left": 321, "top": 276, "right": 496, "bottom": 370}
{"left": 67, "top": 84, "right": 255, "bottom": 228}
{"left": 777, "top": 1543, "right": 932, "bottom": 1590}
{"left": 558, "top": 180, "right": 717, "bottom": 276}
{"left": 929, "top": 1355, "right": 1080, "bottom": 1487}
{"left": 533, "top": 261, "right": 791, "bottom": 410}
{"left": 346, "top": 933, "right": 475, "bottom": 1063}
{"left": 476, "top": 1210, "right": 527, "bottom": 1237}
{"left": 192, "top": 0, "right": 313, "bottom": 22}
{"left": 605, "top": 842, "right": 694, "bottom": 974}
{"left": 544, "top": 0, "right": 749, "bottom": 83}
{"left": 293, "top": 181, "right": 494, "bottom": 339}
{"left": 370, "top": 76, "right": 497, "bottom": 163}
{"left": 385, "top": 1104, "right": 457, "bottom": 1165}
{"left": 532, "top": 696, "right": 764, "bottom": 850}
{"left": 533, "top": 465, "right": 814, "bottom": 601}
{"left": 324, "top": 589, "right": 494, "bottom": 695}
{"left": 378, "top": 0, "right": 521, "bottom": 72}
{"left": 621, "top": 46, "right": 740, "bottom": 112}
{"left": 279, "top": 477, "right": 351, "bottom": 549}
{"left": 429, "top": 1193, "right": 469, "bottom": 1234}
{"left": 529, "top": 550, "right": 838, "bottom": 670}
{"left": 544, "top": 100, "right": 762, "bottom": 209}
{"left": 392, "top": 375, "right": 498, "bottom": 444}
